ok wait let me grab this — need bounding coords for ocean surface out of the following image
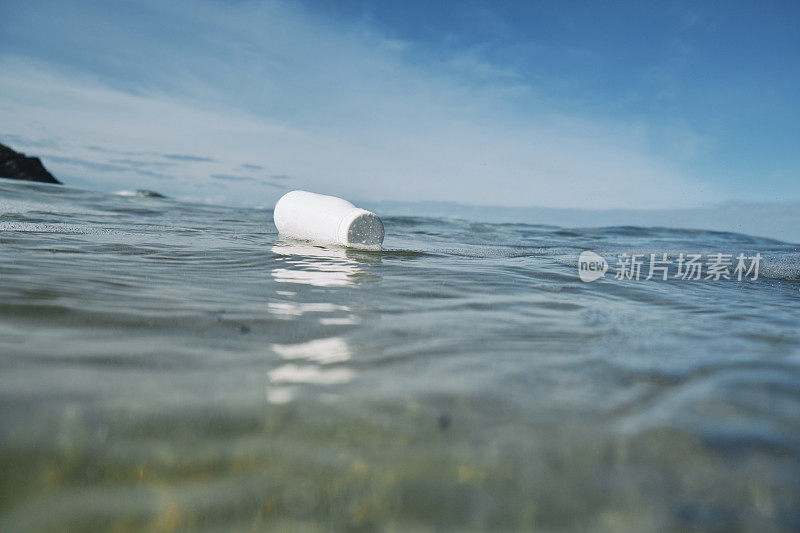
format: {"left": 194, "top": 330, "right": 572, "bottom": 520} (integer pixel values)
{"left": 1, "top": 179, "right": 799, "bottom": 532}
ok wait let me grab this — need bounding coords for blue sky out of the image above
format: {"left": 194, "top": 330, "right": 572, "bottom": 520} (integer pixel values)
{"left": 1, "top": 0, "right": 798, "bottom": 208}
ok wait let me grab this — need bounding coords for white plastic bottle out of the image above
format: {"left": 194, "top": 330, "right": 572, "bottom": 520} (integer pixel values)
{"left": 273, "top": 190, "right": 384, "bottom": 249}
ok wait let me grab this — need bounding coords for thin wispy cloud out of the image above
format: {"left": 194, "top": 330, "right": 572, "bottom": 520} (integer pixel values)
{"left": 43, "top": 156, "right": 129, "bottom": 174}
{"left": 163, "top": 154, "right": 215, "bottom": 163}
{"left": 108, "top": 159, "right": 174, "bottom": 169}
{"left": 211, "top": 174, "right": 256, "bottom": 182}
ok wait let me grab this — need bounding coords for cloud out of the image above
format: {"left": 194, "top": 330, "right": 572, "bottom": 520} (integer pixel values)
{"left": 131, "top": 169, "right": 173, "bottom": 181}
{"left": 0, "top": 133, "right": 59, "bottom": 149}
{"left": 163, "top": 154, "right": 215, "bottom": 162}
{"left": 261, "top": 182, "right": 287, "bottom": 189}
{"left": 42, "top": 155, "right": 128, "bottom": 173}
{"left": 85, "top": 145, "right": 148, "bottom": 156}
{"left": 211, "top": 174, "right": 255, "bottom": 182}
{"left": 108, "top": 158, "right": 174, "bottom": 169}
{"left": 0, "top": 1, "right": 717, "bottom": 209}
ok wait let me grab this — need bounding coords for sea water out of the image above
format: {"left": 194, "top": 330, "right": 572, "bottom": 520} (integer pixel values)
{"left": 1, "top": 179, "right": 799, "bottom": 531}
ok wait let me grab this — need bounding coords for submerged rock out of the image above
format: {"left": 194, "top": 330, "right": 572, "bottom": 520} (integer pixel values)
{"left": 0, "top": 143, "right": 61, "bottom": 184}
{"left": 115, "top": 189, "right": 167, "bottom": 198}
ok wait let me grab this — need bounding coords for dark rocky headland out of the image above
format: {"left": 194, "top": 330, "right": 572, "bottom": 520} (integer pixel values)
{"left": 0, "top": 143, "right": 61, "bottom": 184}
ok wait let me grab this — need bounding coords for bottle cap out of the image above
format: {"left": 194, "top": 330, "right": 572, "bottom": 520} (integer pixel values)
{"left": 337, "top": 208, "right": 384, "bottom": 248}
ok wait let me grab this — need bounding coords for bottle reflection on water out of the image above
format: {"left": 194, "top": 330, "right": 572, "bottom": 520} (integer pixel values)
{"left": 270, "top": 239, "right": 381, "bottom": 287}
{"left": 266, "top": 239, "right": 381, "bottom": 403}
